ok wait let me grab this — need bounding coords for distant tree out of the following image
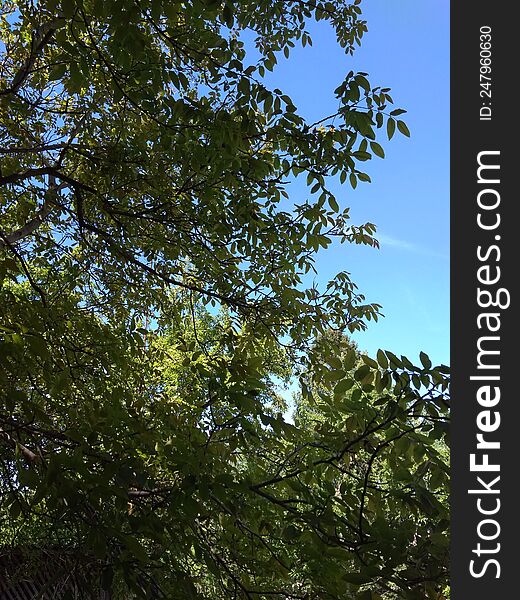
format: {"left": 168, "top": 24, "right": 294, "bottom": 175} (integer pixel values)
{"left": 1, "top": 1, "right": 447, "bottom": 598}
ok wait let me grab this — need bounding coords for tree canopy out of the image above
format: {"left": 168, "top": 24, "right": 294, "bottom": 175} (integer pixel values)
{"left": 1, "top": 1, "right": 449, "bottom": 599}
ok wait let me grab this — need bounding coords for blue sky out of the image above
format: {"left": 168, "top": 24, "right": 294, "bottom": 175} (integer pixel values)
{"left": 260, "top": 0, "right": 450, "bottom": 367}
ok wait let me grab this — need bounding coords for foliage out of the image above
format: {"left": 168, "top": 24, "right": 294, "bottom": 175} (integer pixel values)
{"left": 292, "top": 333, "right": 450, "bottom": 599}
{"left": 1, "top": 1, "right": 449, "bottom": 598}
{"left": 0, "top": 0, "right": 410, "bottom": 341}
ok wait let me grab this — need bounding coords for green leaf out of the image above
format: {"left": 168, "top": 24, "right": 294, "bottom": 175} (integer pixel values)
{"left": 238, "top": 77, "right": 250, "bottom": 96}
{"left": 419, "top": 351, "right": 432, "bottom": 370}
{"left": 385, "top": 351, "right": 403, "bottom": 368}
{"left": 352, "top": 151, "right": 371, "bottom": 161}
{"left": 387, "top": 118, "right": 396, "bottom": 140}
{"left": 334, "top": 378, "right": 355, "bottom": 395}
{"left": 222, "top": 3, "right": 234, "bottom": 27}
{"left": 370, "top": 141, "right": 385, "bottom": 158}
{"left": 49, "top": 63, "right": 67, "bottom": 81}
{"left": 343, "top": 349, "right": 358, "bottom": 370}
{"left": 327, "top": 356, "right": 344, "bottom": 370}
{"left": 397, "top": 120, "right": 411, "bottom": 137}
{"left": 323, "top": 369, "right": 346, "bottom": 382}
{"left": 361, "top": 354, "right": 378, "bottom": 369}
{"left": 355, "top": 75, "right": 371, "bottom": 92}
{"left": 376, "top": 349, "right": 388, "bottom": 369}
{"left": 328, "top": 196, "right": 339, "bottom": 212}
{"left": 354, "top": 364, "right": 371, "bottom": 381}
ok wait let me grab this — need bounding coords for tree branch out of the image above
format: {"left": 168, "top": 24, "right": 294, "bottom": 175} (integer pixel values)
{"left": 0, "top": 19, "right": 61, "bottom": 96}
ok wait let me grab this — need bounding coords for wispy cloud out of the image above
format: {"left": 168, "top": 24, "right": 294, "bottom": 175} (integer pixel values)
{"left": 403, "top": 286, "right": 447, "bottom": 334}
{"left": 377, "top": 233, "right": 448, "bottom": 260}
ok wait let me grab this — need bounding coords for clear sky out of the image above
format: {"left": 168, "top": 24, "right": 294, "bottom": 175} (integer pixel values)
{"left": 260, "top": 0, "right": 450, "bottom": 366}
